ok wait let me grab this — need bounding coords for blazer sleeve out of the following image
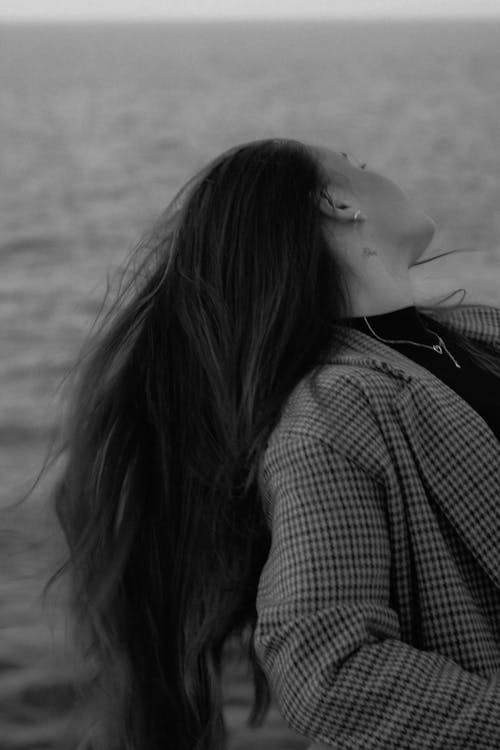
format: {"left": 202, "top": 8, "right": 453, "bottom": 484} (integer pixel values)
{"left": 253, "top": 433, "right": 500, "bottom": 749}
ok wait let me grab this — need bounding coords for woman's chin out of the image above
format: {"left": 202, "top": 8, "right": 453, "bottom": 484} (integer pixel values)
{"left": 410, "top": 214, "right": 437, "bottom": 263}
{"left": 421, "top": 213, "right": 437, "bottom": 243}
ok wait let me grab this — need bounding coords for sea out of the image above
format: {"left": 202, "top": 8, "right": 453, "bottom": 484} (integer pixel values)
{"left": 0, "top": 19, "right": 500, "bottom": 746}
{"left": 2, "top": 18, "right": 500, "bottom": 510}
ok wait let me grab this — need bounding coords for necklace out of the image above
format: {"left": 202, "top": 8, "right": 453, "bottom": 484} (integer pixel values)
{"left": 363, "top": 316, "right": 462, "bottom": 369}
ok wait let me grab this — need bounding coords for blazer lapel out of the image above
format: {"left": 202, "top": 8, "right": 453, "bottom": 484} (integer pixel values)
{"left": 325, "top": 305, "right": 500, "bottom": 592}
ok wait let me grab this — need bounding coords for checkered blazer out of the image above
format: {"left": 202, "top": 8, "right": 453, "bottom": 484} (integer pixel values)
{"left": 253, "top": 304, "right": 500, "bottom": 749}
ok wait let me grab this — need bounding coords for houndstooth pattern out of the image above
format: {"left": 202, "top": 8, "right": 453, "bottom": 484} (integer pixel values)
{"left": 253, "top": 304, "right": 500, "bottom": 749}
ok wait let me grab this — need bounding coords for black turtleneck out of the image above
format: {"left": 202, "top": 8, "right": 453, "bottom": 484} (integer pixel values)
{"left": 342, "top": 305, "right": 499, "bottom": 441}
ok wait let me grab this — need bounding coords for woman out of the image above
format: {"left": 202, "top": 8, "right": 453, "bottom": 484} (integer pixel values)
{"left": 30, "top": 137, "right": 500, "bottom": 749}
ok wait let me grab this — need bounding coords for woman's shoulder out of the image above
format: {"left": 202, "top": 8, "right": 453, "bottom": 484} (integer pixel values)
{"left": 275, "top": 364, "right": 389, "bottom": 430}
{"left": 262, "top": 366, "right": 392, "bottom": 483}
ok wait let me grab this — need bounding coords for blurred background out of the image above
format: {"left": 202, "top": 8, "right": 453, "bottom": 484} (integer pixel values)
{"left": 1, "top": 0, "right": 500, "bottom": 747}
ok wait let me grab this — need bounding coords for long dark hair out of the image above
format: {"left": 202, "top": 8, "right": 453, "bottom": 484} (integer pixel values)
{"left": 11, "top": 137, "right": 500, "bottom": 750}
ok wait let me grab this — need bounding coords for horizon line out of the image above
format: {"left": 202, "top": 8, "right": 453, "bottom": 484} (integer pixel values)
{"left": 1, "top": 14, "right": 500, "bottom": 22}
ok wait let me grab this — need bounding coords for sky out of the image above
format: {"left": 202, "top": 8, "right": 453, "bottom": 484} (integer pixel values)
{"left": 1, "top": 0, "right": 500, "bottom": 21}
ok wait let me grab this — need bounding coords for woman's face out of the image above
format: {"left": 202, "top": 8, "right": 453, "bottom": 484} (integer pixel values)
{"left": 312, "top": 145, "right": 436, "bottom": 265}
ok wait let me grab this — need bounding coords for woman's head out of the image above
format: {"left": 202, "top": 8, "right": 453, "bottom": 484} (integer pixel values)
{"left": 312, "top": 144, "right": 437, "bottom": 316}
{"left": 26, "top": 137, "right": 493, "bottom": 750}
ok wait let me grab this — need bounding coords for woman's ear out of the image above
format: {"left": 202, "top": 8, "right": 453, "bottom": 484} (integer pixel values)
{"left": 317, "top": 189, "right": 337, "bottom": 219}
{"left": 318, "top": 189, "right": 365, "bottom": 224}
